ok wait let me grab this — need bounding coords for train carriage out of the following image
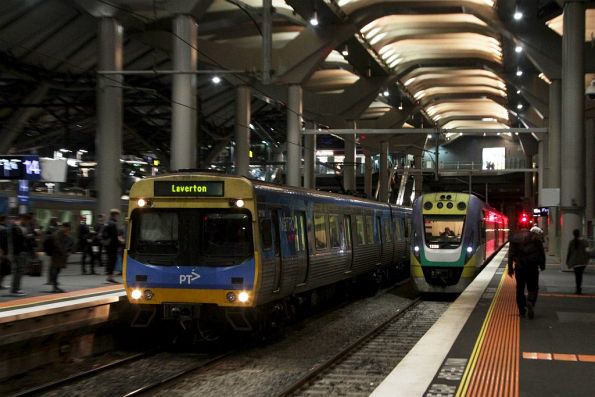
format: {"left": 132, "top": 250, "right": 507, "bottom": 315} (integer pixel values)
{"left": 124, "top": 172, "right": 411, "bottom": 334}
{"left": 410, "top": 192, "right": 508, "bottom": 293}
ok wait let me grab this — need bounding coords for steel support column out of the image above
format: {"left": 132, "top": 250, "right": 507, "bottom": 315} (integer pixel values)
{"left": 234, "top": 85, "right": 251, "bottom": 177}
{"left": 96, "top": 18, "right": 123, "bottom": 216}
{"left": 286, "top": 85, "right": 302, "bottom": 187}
{"left": 364, "top": 151, "right": 373, "bottom": 199}
{"left": 586, "top": 118, "right": 595, "bottom": 238}
{"left": 560, "top": 1, "right": 585, "bottom": 268}
{"left": 171, "top": 15, "right": 197, "bottom": 171}
{"left": 547, "top": 79, "right": 561, "bottom": 258}
{"left": 343, "top": 129, "right": 356, "bottom": 193}
{"left": 303, "top": 122, "right": 316, "bottom": 189}
{"left": 379, "top": 142, "right": 389, "bottom": 203}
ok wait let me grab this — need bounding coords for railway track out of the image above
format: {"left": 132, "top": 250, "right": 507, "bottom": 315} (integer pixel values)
{"left": 276, "top": 299, "right": 449, "bottom": 397}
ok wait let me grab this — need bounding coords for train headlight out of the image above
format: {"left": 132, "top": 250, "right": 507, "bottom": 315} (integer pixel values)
{"left": 137, "top": 198, "right": 146, "bottom": 207}
{"left": 229, "top": 199, "right": 245, "bottom": 208}
{"left": 226, "top": 292, "right": 237, "bottom": 302}
{"left": 414, "top": 245, "right": 420, "bottom": 253}
{"left": 466, "top": 246, "right": 473, "bottom": 253}
{"left": 238, "top": 291, "right": 250, "bottom": 303}
{"left": 143, "top": 289, "right": 154, "bottom": 300}
{"left": 131, "top": 289, "right": 142, "bottom": 300}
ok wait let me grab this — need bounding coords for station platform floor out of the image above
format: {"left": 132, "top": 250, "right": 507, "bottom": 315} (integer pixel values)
{"left": 0, "top": 253, "right": 124, "bottom": 304}
{"left": 372, "top": 247, "right": 595, "bottom": 397}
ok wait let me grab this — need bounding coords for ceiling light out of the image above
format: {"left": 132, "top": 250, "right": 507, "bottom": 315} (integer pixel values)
{"left": 515, "top": 45, "right": 523, "bottom": 53}
{"left": 383, "top": 90, "right": 389, "bottom": 97}
{"left": 516, "top": 89, "right": 521, "bottom": 94}
{"left": 212, "top": 76, "right": 221, "bottom": 84}
{"left": 516, "top": 69, "right": 523, "bottom": 77}
{"left": 513, "top": 10, "right": 523, "bottom": 20}
{"left": 309, "top": 12, "right": 319, "bottom": 26}
{"left": 398, "top": 101, "right": 403, "bottom": 110}
{"left": 517, "top": 104, "right": 523, "bottom": 109}
{"left": 342, "top": 47, "right": 349, "bottom": 56}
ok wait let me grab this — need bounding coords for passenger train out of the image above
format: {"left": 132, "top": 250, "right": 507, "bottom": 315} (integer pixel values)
{"left": 123, "top": 172, "right": 411, "bottom": 336}
{"left": 410, "top": 192, "right": 508, "bottom": 293}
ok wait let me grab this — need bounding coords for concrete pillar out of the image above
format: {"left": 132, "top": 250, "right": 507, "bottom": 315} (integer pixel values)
{"left": 343, "top": 132, "right": 356, "bottom": 193}
{"left": 170, "top": 15, "right": 197, "bottom": 171}
{"left": 560, "top": 1, "right": 585, "bottom": 269}
{"left": 379, "top": 142, "right": 389, "bottom": 202}
{"left": 234, "top": 85, "right": 251, "bottom": 177}
{"left": 364, "top": 151, "right": 373, "bottom": 199}
{"left": 286, "top": 85, "right": 302, "bottom": 187}
{"left": 547, "top": 79, "right": 561, "bottom": 258}
{"left": 414, "top": 154, "right": 423, "bottom": 200}
{"left": 96, "top": 18, "right": 123, "bottom": 216}
{"left": 303, "top": 122, "right": 316, "bottom": 189}
{"left": 586, "top": 118, "right": 595, "bottom": 238}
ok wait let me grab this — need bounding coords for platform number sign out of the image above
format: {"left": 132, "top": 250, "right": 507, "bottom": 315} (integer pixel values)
{"left": 0, "top": 155, "right": 42, "bottom": 180}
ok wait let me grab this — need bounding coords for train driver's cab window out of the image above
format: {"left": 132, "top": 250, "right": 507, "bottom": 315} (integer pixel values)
{"left": 314, "top": 214, "right": 327, "bottom": 250}
{"left": 423, "top": 215, "right": 464, "bottom": 248}
{"left": 133, "top": 211, "right": 179, "bottom": 254}
{"left": 203, "top": 213, "right": 253, "bottom": 258}
{"left": 355, "top": 215, "right": 366, "bottom": 245}
{"left": 328, "top": 215, "right": 342, "bottom": 248}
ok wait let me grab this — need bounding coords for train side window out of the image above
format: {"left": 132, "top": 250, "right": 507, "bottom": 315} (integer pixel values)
{"left": 293, "top": 213, "right": 306, "bottom": 252}
{"left": 384, "top": 218, "right": 392, "bottom": 242}
{"left": 329, "top": 215, "right": 341, "bottom": 248}
{"left": 365, "top": 216, "right": 374, "bottom": 244}
{"left": 355, "top": 215, "right": 365, "bottom": 245}
{"left": 260, "top": 218, "right": 273, "bottom": 250}
{"left": 314, "top": 214, "right": 327, "bottom": 250}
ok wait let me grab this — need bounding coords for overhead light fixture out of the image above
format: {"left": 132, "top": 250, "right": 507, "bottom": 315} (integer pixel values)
{"left": 398, "top": 100, "right": 403, "bottom": 110}
{"left": 212, "top": 76, "right": 221, "bottom": 84}
{"left": 516, "top": 69, "right": 523, "bottom": 77}
{"left": 516, "top": 89, "right": 521, "bottom": 94}
{"left": 383, "top": 90, "right": 389, "bottom": 97}
{"left": 517, "top": 103, "right": 523, "bottom": 109}
{"left": 513, "top": 9, "right": 523, "bottom": 20}
{"left": 342, "top": 46, "right": 348, "bottom": 56}
{"left": 309, "top": 11, "right": 319, "bottom": 26}
{"left": 515, "top": 45, "right": 523, "bottom": 53}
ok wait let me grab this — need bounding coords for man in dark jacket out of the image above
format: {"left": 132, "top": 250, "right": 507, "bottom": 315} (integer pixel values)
{"left": 104, "top": 209, "right": 123, "bottom": 283}
{"left": 508, "top": 228, "right": 546, "bottom": 319}
{"left": 0, "top": 215, "right": 28, "bottom": 296}
{"left": 50, "top": 222, "right": 72, "bottom": 293}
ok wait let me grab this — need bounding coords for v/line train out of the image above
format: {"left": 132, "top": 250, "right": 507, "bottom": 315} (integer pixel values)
{"left": 123, "top": 173, "right": 412, "bottom": 336}
{"left": 410, "top": 192, "right": 509, "bottom": 293}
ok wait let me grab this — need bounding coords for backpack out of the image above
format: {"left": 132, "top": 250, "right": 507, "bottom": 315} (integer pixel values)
{"left": 43, "top": 234, "right": 55, "bottom": 256}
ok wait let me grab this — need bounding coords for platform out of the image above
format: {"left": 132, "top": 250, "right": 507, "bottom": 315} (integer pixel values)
{"left": 371, "top": 246, "right": 595, "bottom": 397}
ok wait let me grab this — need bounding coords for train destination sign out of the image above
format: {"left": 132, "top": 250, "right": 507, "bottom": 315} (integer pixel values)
{"left": 0, "top": 155, "right": 42, "bottom": 181}
{"left": 154, "top": 181, "right": 224, "bottom": 197}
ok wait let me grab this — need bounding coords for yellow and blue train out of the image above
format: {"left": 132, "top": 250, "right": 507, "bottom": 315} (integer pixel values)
{"left": 123, "top": 172, "right": 411, "bottom": 335}
{"left": 410, "top": 192, "right": 508, "bottom": 293}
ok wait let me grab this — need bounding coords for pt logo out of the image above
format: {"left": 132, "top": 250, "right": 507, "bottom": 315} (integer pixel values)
{"left": 179, "top": 271, "right": 201, "bottom": 284}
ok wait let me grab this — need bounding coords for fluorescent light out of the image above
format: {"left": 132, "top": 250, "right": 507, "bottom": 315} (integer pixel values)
{"left": 309, "top": 12, "right": 319, "bottom": 26}
{"left": 516, "top": 89, "right": 521, "bottom": 94}
{"left": 383, "top": 90, "right": 389, "bottom": 97}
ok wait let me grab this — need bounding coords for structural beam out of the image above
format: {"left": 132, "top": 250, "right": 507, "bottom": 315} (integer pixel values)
{"left": 234, "top": 85, "right": 251, "bottom": 177}
{"left": 286, "top": 85, "right": 302, "bottom": 187}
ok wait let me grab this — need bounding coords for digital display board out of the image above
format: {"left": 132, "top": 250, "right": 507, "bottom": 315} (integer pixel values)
{"left": 0, "top": 155, "right": 42, "bottom": 180}
{"left": 154, "top": 181, "right": 224, "bottom": 197}
{"left": 532, "top": 207, "right": 549, "bottom": 217}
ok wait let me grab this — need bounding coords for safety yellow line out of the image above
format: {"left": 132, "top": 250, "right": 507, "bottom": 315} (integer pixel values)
{"left": 455, "top": 270, "right": 507, "bottom": 397}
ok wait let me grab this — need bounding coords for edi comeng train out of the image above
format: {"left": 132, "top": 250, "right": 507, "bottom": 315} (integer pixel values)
{"left": 410, "top": 192, "right": 508, "bottom": 293}
{"left": 123, "top": 172, "right": 411, "bottom": 335}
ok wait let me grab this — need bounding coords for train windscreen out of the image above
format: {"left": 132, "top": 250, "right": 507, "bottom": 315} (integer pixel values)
{"left": 423, "top": 215, "right": 465, "bottom": 249}
{"left": 129, "top": 209, "right": 253, "bottom": 266}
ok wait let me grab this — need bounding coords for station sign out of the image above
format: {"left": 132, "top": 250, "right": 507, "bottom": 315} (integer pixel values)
{"left": 532, "top": 207, "right": 549, "bottom": 217}
{"left": 154, "top": 181, "right": 224, "bottom": 197}
{"left": 0, "top": 155, "right": 42, "bottom": 180}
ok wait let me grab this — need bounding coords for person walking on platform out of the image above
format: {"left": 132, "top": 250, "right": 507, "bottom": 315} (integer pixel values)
{"left": 49, "top": 222, "right": 72, "bottom": 293}
{"left": 77, "top": 216, "right": 94, "bottom": 274}
{"left": 43, "top": 218, "right": 60, "bottom": 285}
{"left": 508, "top": 228, "right": 546, "bottom": 319}
{"left": 104, "top": 209, "right": 123, "bottom": 284}
{"left": 0, "top": 216, "right": 28, "bottom": 296}
{"left": 566, "top": 229, "right": 591, "bottom": 295}
{"left": 0, "top": 215, "right": 11, "bottom": 289}
{"left": 92, "top": 214, "right": 105, "bottom": 268}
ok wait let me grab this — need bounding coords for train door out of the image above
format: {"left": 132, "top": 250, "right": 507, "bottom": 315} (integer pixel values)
{"left": 272, "top": 210, "right": 282, "bottom": 293}
{"left": 344, "top": 214, "right": 353, "bottom": 272}
{"left": 294, "top": 211, "right": 309, "bottom": 285}
{"left": 377, "top": 215, "right": 386, "bottom": 265}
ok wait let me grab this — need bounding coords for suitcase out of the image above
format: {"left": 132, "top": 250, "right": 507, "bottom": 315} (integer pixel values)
{"left": 26, "top": 259, "right": 42, "bottom": 277}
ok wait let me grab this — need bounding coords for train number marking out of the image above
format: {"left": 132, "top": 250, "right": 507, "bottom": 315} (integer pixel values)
{"left": 179, "top": 271, "right": 201, "bottom": 284}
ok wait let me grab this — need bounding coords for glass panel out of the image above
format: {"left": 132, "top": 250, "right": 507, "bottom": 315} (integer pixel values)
{"left": 423, "top": 215, "right": 465, "bottom": 248}
{"left": 355, "top": 215, "right": 365, "bottom": 245}
{"left": 137, "top": 212, "right": 179, "bottom": 254}
{"left": 365, "top": 216, "right": 374, "bottom": 244}
{"left": 344, "top": 216, "right": 351, "bottom": 249}
{"left": 329, "top": 215, "right": 341, "bottom": 248}
{"left": 314, "top": 214, "right": 327, "bottom": 249}
{"left": 202, "top": 213, "right": 252, "bottom": 257}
